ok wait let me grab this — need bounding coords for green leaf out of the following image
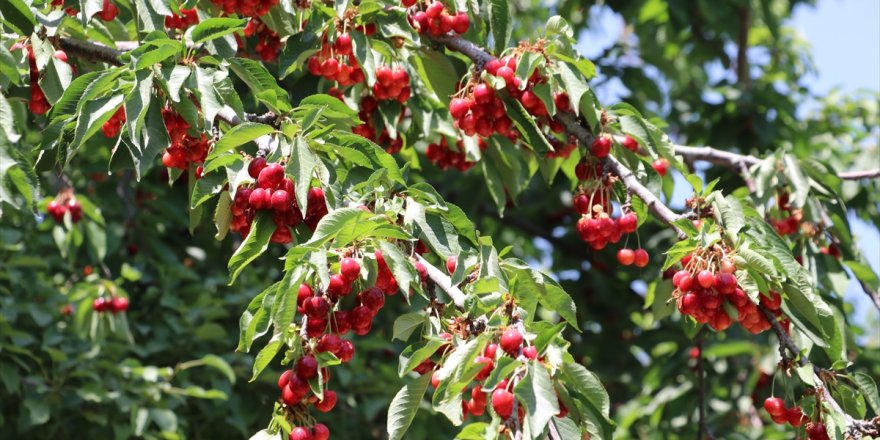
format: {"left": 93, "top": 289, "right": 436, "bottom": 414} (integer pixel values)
{"left": 191, "top": 17, "right": 248, "bottom": 44}
{"left": 131, "top": 40, "right": 183, "bottom": 70}
{"left": 196, "top": 354, "right": 236, "bottom": 384}
{"left": 209, "top": 123, "right": 275, "bottom": 160}
{"left": 237, "top": 283, "right": 276, "bottom": 352}
{"left": 502, "top": 95, "right": 554, "bottom": 155}
{"left": 515, "top": 362, "right": 559, "bottom": 438}
{"left": 304, "top": 208, "right": 381, "bottom": 248}
{"left": 191, "top": 169, "right": 226, "bottom": 209}
{"left": 377, "top": 240, "right": 416, "bottom": 297}
{"left": 662, "top": 239, "right": 698, "bottom": 271}
{"left": 228, "top": 212, "right": 275, "bottom": 284}
{"left": 72, "top": 95, "right": 124, "bottom": 159}
{"left": 228, "top": 58, "right": 292, "bottom": 113}
{"left": 398, "top": 340, "right": 444, "bottom": 377}
{"left": 854, "top": 372, "right": 880, "bottom": 415}
{"left": 392, "top": 312, "right": 425, "bottom": 342}
{"left": 0, "top": 0, "right": 36, "bottom": 36}
{"left": 195, "top": 66, "right": 224, "bottom": 128}
{"left": 250, "top": 339, "right": 282, "bottom": 382}
{"left": 287, "top": 135, "right": 318, "bottom": 216}
{"left": 405, "top": 199, "right": 462, "bottom": 258}
{"left": 387, "top": 374, "right": 432, "bottom": 440}
{"left": 557, "top": 61, "right": 590, "bottom": 117}
{"left": 561, "top": 362, "right": 610, "bottom": 417}
{"left": 299, "top": 94, "right": 357, "bottom": 119}
{"left": 487, "top": 0, "right": 511, "bottom": 53}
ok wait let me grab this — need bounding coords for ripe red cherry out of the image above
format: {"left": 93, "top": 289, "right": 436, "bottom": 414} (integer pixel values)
{"left": 425, "top": 1, "right": 444, "bottom": 18}
{"left": 339, "top": 257, "right": 361, "bottom": 282}
{"left": 787, "top": 406, "right": 806, "bottom": 427}
{"left": 92, "top": 297, "right": 108, "bottom": 312}
{"left": 336, "top": 33, "right": 352, "bottom": 54}
{"left": 337, "top": 340, "right": 355, "bottom": 362}
{"left": 327, "top": 274, "right": 352, "bottom": 298}
{"left": 270, "top": 189, "right": 292, "bottom": 212}
{"left": 289, "top": 427, "right": 313, "bottom": 440}
{"left": 652, "top": 158, "right": 670, "bottom": 177}
{"left": 622, "top": 135, "right": 639, "bottom": 152}
{"left": 320, "top": 58, "right": 339, "bottom": 77}
{"left": 522, "top": 346, "right": 538, "bottom": 360}
{"left": 617, "top": 248, "right": 635, "bottom": 266}
{"left": 495, "top": 65, "right": 515, "bottom": 85}
{"left": 500, "top": 328, "right": 523, "bottom": 355}
{"left": 633, "top": 248, "right": 650, "bottom": 268}
{"left": 473, "top": 83, "right": 493, "bottom": 104}
{"left": 317, "top": 334, "right": 342, "bottom": 354}
{"left": 359, "top": 287, "right": 385, "bottom": 311}
{"left": 312, "top": 424, "right": 330, "bottom": 440}
{"left": 484, "top": 343, "right": 498, "bottom": 359}
{"left": 467, "top": 398, "right": 485, "bottom": 416}
{"left": 719, "top": 258, "right": 736, "bottom": 273}
{"left": 314, "top": 389, "right": 337, "bottom": 412}
{"left": 762, "top": 291, "right": 782, "bottom": 310}
{"left": 350, "top": 305, "right": 373, "bottom": 329}
{"left": 763, "top": 397, "right": 786, "bottom": 417}
{"left": 110, "top": 296, "right": 129, "bottom": 313}
{"left": 304, "top": 296, "right": 330, "bottom": 317}
{"left": 618, "top": 213, "right": 638, "bottom": 233}
{"left": 591, "top": 137, "right": 612, "bottom": 158}
{"left": 715, "top": 273, "right": 737, "bottom": 294}
{"left": 401, "top": 0, "right": 417, "bottom": 6}
{"left": 449, "top": 97, "right": 472, "bottom": 118}
{"left": 491, "top": 388, "right": 515, "bottom": 419}
{"left": 257, "top": 163, "right": 285, "bottom": 189}
{"left": 248, "top": 188, "right": 271, "bottom": 210}
{"left": 248, "top": 156, "right": 267, "bottom": 178}
{"left": 67, "top": 199, "right": 82, "bottom": 222}
{"left": 278, "top": 370, "right": 293, "bottom": 389}
{"left": 446, "top": 256, "right": 457, "bottom": 274}
{"left": 452, "top": 12, "right": 470, "bottom": 34}
{"left": 697, "top": 270, "right": 716, "bottom": 288}
{"left": 296, "top": 355, "right": 319, "bottom": 379}
{"left": 473, "top": 356, "right": 494, "bottom": 381}
{"left": 807, "top": 422, "right": 829, "bottom": 440}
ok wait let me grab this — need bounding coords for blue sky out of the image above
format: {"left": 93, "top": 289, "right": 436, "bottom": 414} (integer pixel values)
{"left": 573, "top": 1, "right": 880, "bottom": 315}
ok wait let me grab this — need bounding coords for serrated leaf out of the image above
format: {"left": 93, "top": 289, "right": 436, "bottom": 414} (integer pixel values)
{"left": 209, "top": 123, "right": 275, "bottom": 160}
{"left": 228, "top": 58, "right": 291, "bottom": 113}
{"left": 377, "top": 241, "right": 416, "bottom": 297}
{"left": 387, "top": 374, "right": 431, "bottom": 440}
{"left": 0, "top": 0, "right": 36, "bottom": 36}
{"left": 515, "top": 362, "right": 559, "bottom": 438}
{"left": 191, "top": 17, "right": 248, "bottom": 44}
{"left": 304, "top": 208, "right": 381, "bottom": 248}
{"left": 502, "top": 95, "right": 554, "bottom": 155}
{"left": 228, "top": 212, "right": 274, "bottom": 284}
{"left": 561, "top": 362, "right": 610, "bottom": 417}
{"left": 854, "top": 372, "right": 880, "bottom": 415}
{"left": 392, "top": 312, "right": 425, "bottom": 342}
{"left": 72, "top": 95, "right": 124, "bottom": 159}
{"left": 487, "top": 0, "right": 511, "bottom": 53}
{"left": 398, "top": 340, "right": 444, "bottom": 377}
{"left": 250, "top": 339, "right": 282, "bottom": 382}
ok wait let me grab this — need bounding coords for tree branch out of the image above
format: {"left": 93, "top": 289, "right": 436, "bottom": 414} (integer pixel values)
{"left": 414, "top": 254, "right": 466, "bottom": 308}
{"left": 839, "top": 168, "right": 880, "bottom": 180}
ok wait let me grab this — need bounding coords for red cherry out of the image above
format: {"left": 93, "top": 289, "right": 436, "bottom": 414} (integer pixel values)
{"left": 248, "top": 188, "right": 271, "bottom": 210}
{"left": 312, "top": 424, "right": 330, "bottom": 440}
{"left": 483, "top": 343, "right": 498, "bottom": 359}
{"left": 67, "top": 200, "right": 83, "bottom": 222}
{"left": 807, "top": 422, "right": 829, "bottom": 440}
{"left": 110, "top": 296, "right": 129, "bottom": 313}
{"left": 495, "top": 66, "right": 515, "bottom": 85}
{"left": 314, "top": 389, "right": 337, "bottom": 412}
{"left": 491, "top": 388, "right": 515, "bottom": 419}
{"left": 446, "top": 256, "right": 457, "bottom": 274}
{"left": 289, "top": 427, "right": 313, "bottom": 440}
{"left": 652, "top": 158, "right": 670, "bottom": 177}
{"left": 339, "top": 257, "right": 361, "bottom": 282}
{"left": 92, "top": 297, "right": 108, "bottom": 312}
{"left": 53, "top": 50, "right": 68, "bottom": 62}
{"left": 763, "top": 397, "right": 786, "bottom": 417}
{"left": 633, "top": 249, "right": 649, "bottom": 268}
{"left": 449, "top": 98, "right": 472, "bottom": 119}
{"left": 522, "top": 346, "right": 538, "bottom": 360}
{"left": 697, "top": 270, "right": 716, "bottom": 288}
{"left": 499, "top": 328, "right": 523, "bottom": 355}
{"left": 591, "top": 137, "right": 612, "bottom": 158}
{"left": 270, "top": 190, "right": 292, "bottom": 212}
{"left": 327, "top": 274, "right": 352, "bottom": 297}
{"left": 425, "top": 1, "right": 444, "bottom": 18}
{"left": 715, "top": 273, "right": 737, "bottom": 294}
{"left": 278, "top": 370, "right": 293, "bottom": 389}
{"left": 350, "top": 305, "right": 373, "bottom": 329}
{"left": 401, "top": 0, "right": 417, "bottom": 6}
{"left": 473, "top": 356, "right": 494, "bottom": 381}
{"left": 622, "top": 136, "right": 639, "bottom": 152}
{"left": 296, "top": 355, "right": 319, "bottom": 379}
{"left": 473, "top": 83, "right": 493, "bottom": 104}
{"left": 467, "top": 398, "right": 485, "bottom": 416}
{"left": 337, "top": 340, "right": 354, "bottom": 362}
{"left": 618, "top": 213, "right": 638, "bottom": 233}
{"left": 617, "top": 248, "right": 635, "bottom": 266}
{"left": 257, "top": 163, "right": 285, "bottom": 189}
{"left": 304, "top": 296, "right": 330, "bottom": 318}
{"left": 787, "top": 406, "right": 806, "bottom": 427}
{"left": 248, "top": 157, "right": 267, "bottom": 179}
{"left": 359, "top": 287, "right": 385, "bottom": 311}
{"left": 452, "top": 12, "right": 470, "bottom": 34}
{"left": 719, "top": 258, "right": 736, "bottom": 273}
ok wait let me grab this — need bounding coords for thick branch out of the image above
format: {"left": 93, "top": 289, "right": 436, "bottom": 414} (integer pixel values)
{"left": 58, "top": 37, "right": 123, "bottom": 66}
{"left": 414, "top": 254, "right": 466, "bottom": 308}
{"left": 839, "top": 168, "right": 880, "bottom": 180}
{"left": 430, "top": 34, "right": 494, "bottom": 70}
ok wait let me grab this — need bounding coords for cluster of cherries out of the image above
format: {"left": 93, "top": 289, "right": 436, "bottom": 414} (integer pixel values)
{"left": 545, "top": 136, "right": 577, "bottom": 159}
{"left": 277, "top": 252, "right": 413, "bottom": 439}
{"left": 12, "top": 43, "right": 52, "bottom": 115}
{"left": 341, "top": 94, "right": 403, "bottom": 154}
{"left": 771, "top": 192, "right": 802, "bottom": 236}
{"left": 448, "top": 82, "right": 514, "bottom": 139}
{"left": 306, "top": 33, "right": 366, "bottom": 86}
{"left": 91, "top": 296, "right": 129, "bottom": 314}
{"left": 211, "top": 0, "right": 278, "bottom": 17}
{"left": 102, "top": 107, "right": 126, "bottom": 138}
{"left": 46, "top": 192, "right": 83, "bottom": 224}
{"left": 762, "top": 397, "right": 807, "bottom": 428}
{"left": 372, "top": 65, "right": 412, "bottom": 102}
{"left": 160, "top": 108, "right": 209, "bottom": 170}
{"left": 165, "top": 7, "right": 199, "bottom": 30}
{"left": 229, "top": 158, "right": 328, "bottom": 242}
{"left": 425, "top": 137, "right": 483, "bottom": 171}
{"left": 672, "top": 248, "right": 787, "bottom": 334}
{"left": 407, "top": 1, "right": 470, "bottom": 36}
{"left": 243, "top": 18, "right": 282, "bottom": 62}
{"left": 571, "top": 161, "right": 642, "bottom": 252}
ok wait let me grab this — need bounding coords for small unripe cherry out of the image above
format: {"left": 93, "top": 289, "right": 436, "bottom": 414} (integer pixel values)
{"left": 446, "top": 256, "right": 457, "bottom": 274}
{"left": 652, "top": 158, "right": 670, "bottom": 177}
{"left": 622, "top": 135, "right": 639, "bottom": 152}
{"left": 633, "top": 248, "right": 649, "bottom": 268}
{"left": 697, "top": 270, "right": 716, "bottom": 288}
{"left": 314, "top": 389, "right": 337, "bottom": 412}
{"left": 296, "top": 355, "right": 319, "bottom": 379}
{"left": 763, "top": 397, "right": 786, "bottom": 417}
{"left": 617, "top": 248, "right": 635, "bottom": 266}
{"left": 499, "top": 328, "right": 523, "bottom": 355}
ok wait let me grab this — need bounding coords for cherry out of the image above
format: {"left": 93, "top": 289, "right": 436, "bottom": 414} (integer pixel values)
{"left": 622, "top": 136, "right": 639, "bottom": 152}
{"left": 491, "top": 388, "right": 515, "bottom": 419}
{"left": 715, "top": 273, "right": 737, "bottom": 294}
{"left": 500, "top": 328, "right": 523, "bottom": 355}
{"left": 337, "top": 340, "right": 355, "bottom": 362}
{"left": 248, "top": 157, "right": 267, "bottom": 178}
{"left": 467, "top": 398, "right": 485, "bottom": 416}
{"left": 248, "top": 188, "right": 271, "bottom": 210}
{"left": 484, "top": 343, "right": 498, "bottom": 359}
{"left": 807, "top": 422, "right": 829, "bottom": 440}
{"left": 618, "top": 213, "right": 638, "bottom": 233}
{"left": 304, "top": 296, "right": 329, "bottom": 318}
{"left": 92, "top": 297, "right": 108, "bottom": 312}
{"left": 327, "top": 274, "right": 352, "bottom": 297}
{"left": 282, "top": 386, "right": 301, "bottom": 406}
{"left": 317, "top": 334, "right": 342, "bottom": 354}
{"left": 312, "top": 424, "right": 330, "bottom": 440}
{"left": 522, "top": 346, "right": 538, "bottom": 360}
{"left": 763, "top": 397, "right": 786, "bottom": 417}
{"left": 350, "top": 305, "right": 373, "bottom": 329}
{"left": 110, "top": 296, "right": 129, "bottom": 313}
{"left": 652, "top": 158, "right": 669, "bottom": 177}
{"left": 761, "top": 291, "right": 782, "bottom": 310}
{"left": 296, "top": 355, "right": 318, "bottom": 379}
{"left": 97, "top": 0, "right": 118, "bottom": 21}
{"left": 401, "top": 0, "right": 417, "bottom": 6}
{"left": 278, "top": 370, "right": 293, "bottom": 389}
{"left": 719, "top": 258, "right": 736, "bottom": 273}
{"left": 452, "top": 12, "right": 470, "bottom": 34}
{"left": 53, "top": 50, "right": 68, "bottom": 62}
{"left": 425, "top": 1, "right": 444, "bottom": 18}
{"left": 633, "top": 249, "right": 650, "bottom": 268}
{"left": 67, "top": 200, "right": 83, "bottom": 222}
{"left": 473, "top": 83, "right": 493, "bottom": 104}
{"left": 697, "top": 270, "right": 716, "bottom": 288}
{"left": 431, "top": 370, "right": 442, "bottom": 388}
{"left": 473, "top": 356, "right": 494, "bottom": 381}
{"left": 339, "top": 257, "right": 361, "bottom": 282}
{"left": 787, "top": 406, "right": 806, "bottom": 427}
{"left": 257, "top": 163, "right": 285, "bottom": 189}
{"left": 289, "top": 427, "right": 313, "bottom": 440}
{"left": 446, "top": 256, "right": 457, "bottom": 274}
{"left": 449, "top": 98, "right": 472, "bottom": 118}
{"left": 270, "top": 189, "right": 292, "bottom": 212}
{"left": 359, "top": 287, "right": 385, "bottom": 311}
{"left": 314, "top": 389, "right": 337, "bottom": 412}
{"left": 591, "top": 137, "right": 612, "bottom": 158}
{"left": 617, "top": 249, "right": 635, "bottom": 266}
